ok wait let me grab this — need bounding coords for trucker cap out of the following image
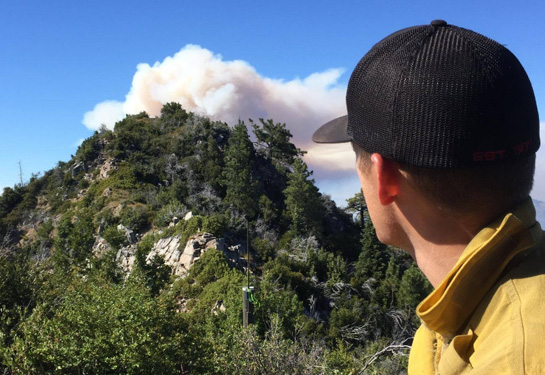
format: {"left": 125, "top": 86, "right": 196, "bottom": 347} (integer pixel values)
{"left": 312, "top": 20, "right": 540, "bottom": 168}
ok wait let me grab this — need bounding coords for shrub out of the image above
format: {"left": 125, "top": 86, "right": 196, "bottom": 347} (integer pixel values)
{"left": 4, "top": 276, "right": 191, "bottom": 374}
{"left": 102, "top": 226, "right": 128, "bottom": 250}
{"left": 120, "top": 205, "right": 150, "bottom": 233}
{"left": 201, "top": 213, "right": 228, "bottom": 237}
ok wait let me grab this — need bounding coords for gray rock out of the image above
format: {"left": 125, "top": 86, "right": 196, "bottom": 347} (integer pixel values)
{"left": 102, "top": 187, "right": 113, "bottom": 197}
{"left": 116, "top": 245, "right": 137, "bottom": 273}
{"left": 72, "top": 162, "right": 85, "bottom": 178}
{"left": 117, "top": 224, "right": 137, "bottom": 244}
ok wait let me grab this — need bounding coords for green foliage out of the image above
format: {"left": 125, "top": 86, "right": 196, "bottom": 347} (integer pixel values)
{"left": 160, "top": 102, "right": 188, "bottom": 127}
{"left": 175, "top": 215, "right": 204, "bottom": 245}
{"left": 36, "top": 220, "right": 53, "bottom": 243}
{"left": 345, "top": 190, "right": 367, "bottom": 227}
{"left": 352, "top": 221, "right": 390, "bottom": 286}
{"left": 90, "top": 249, "right": 123, "bottom": 284}
{"left": 139, "top": 255, "right": 172, "bottom": 296}
{"left": 221, "top": 121, "right": 258, "bottom": 217}
{"left": 284, "top": 158, "right": 324, "bottom": 235}
{"left": 326, "top": 253, "right": 348, "bottom": 287}
{"left": 0, "top": 187, "right": 23, "bottom": 219}
{"left": 110, "top": 115, "right": 162, "bottom": 160}
{"left": 119, "top": 204, "right": 150, "bottom": 233}
{"left": 190, "top": 250, "right": 230, "bottom": 286}
{"left": 4, "top": 275, "right": 190, "bottom": 374}
{"left": 69, "top": 209, "right": 96, "bottom": 264}
{"left": 374, "top": 257, "right": 402, "bottom": 309}
{"left": 215, "top": 317, "right": 329, "bottom": 375}
{"left": 201, "top": 213, "right": 229, "bottom": 237}
{"left": 0, "top": 107, "right": 426, "bottom": 374}
{"left": 252, "top": 237, "right": 276, "bottom": 261}
{"left": 0, "top": 252, "right": 35, "bottom": 351}
{"left": 109, "top": 162, "right": 139, "bottom": 190}
{"left": 153, "top": 201, "right": 187, "bottom": 228}
{"left": 132, "top": 233, "right": 171, "bottom": 296}
{"left": 75, "top": 132, "right": 102, "bottom": 163}
{"left": 102, "top": 226, "right": 128, "bottom": 249}
{"left": 200, "top": 136, "right": 224, "bottom": 191}
{"left": 255, "top": 275, "right": 307, "bottom": 340}
{"left": 327, "top": 297, "right": 367, "bottom": 344}
{"left": 258, "top": 194, "right": 279, "bottom": 225}
{"left": 397, "top": 264, "right": 433, "bottom": 310}
{"left": 261, "top": 257, "right": 312, "bottom": 313}
{"left": 95, "top": 208, "right": 118, "bottom": 228}
{"left": 251, "top": 118, "right": 302, "bottom": 167}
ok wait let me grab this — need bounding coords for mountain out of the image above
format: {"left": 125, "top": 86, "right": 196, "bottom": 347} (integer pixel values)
{"left": 0, "top": 103, "right": 426, "bottom": 374}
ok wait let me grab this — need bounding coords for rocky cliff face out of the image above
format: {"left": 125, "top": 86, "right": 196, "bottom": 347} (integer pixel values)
{"left": 109, "top": 232, "right": 247, "bottom": 277}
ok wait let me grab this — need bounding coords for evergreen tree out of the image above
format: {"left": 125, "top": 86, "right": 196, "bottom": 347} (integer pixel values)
{"left": 345, "top": 190, "right": 367, "bottom": 227}
{"left": 352, "top": 220, "right": 390, "bottom": 288}
{"left": 375, "top": 256, "right": 402, "bottom": 309}
{"left": 397, "top": 264, "right": 433, "bottom": 309}
{"left": 202, "top": 136, "right": 223, "bottom": 190}
{"left": 221, "top": 121, "right": 257, "bottom": 217}
{"left": 160, "top": 102, "right": 188, "bottom": 127}
{"left": 283, "top": 158, "right": 323, "bottom": 236}
{"left": 252, "top": 118, "right": 302, "bottom": 166}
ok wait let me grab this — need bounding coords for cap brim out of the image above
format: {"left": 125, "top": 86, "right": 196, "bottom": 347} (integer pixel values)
{"left": 312, "top": 115, "right": 352, "bottom": 143}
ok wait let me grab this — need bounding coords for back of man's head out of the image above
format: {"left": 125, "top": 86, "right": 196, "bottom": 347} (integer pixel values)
{"left": 313, "top": 20, "right": 540, "bottom": 218}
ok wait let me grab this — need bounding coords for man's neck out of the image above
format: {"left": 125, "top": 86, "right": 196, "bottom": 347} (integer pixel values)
{"left": 394, "top": 200, "right": 482, "bottom": 288}
{"left": 411, "top": 237, "right": 473, "bottom": 288}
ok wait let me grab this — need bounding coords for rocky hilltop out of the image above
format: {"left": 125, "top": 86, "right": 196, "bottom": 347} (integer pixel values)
{"left": 0, "top": 104, "right": 426, "bottom": 374}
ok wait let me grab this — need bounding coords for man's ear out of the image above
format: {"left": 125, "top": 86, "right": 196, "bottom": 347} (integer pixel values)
{"left": 370, "top": 153, "right": 400, "bottom": 205}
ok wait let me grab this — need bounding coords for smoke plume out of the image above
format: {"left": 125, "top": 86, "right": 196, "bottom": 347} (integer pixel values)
{"left": 83, "top": 45, "right": 346, "bottom": 145}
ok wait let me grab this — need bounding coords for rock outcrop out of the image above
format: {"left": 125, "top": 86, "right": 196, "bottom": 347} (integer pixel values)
{"left": 117, "top": 224, "right": 137, "bottom": 244}
{"left": 114, "top": 232, "right": 231, "bottom": 277}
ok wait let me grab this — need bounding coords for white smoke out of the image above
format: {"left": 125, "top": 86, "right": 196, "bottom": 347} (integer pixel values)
{"left": 83, "top": 101, "right": 126, "bottom": 131}
{"left": 82, "top": 44, "right": 346, "bottom": 146}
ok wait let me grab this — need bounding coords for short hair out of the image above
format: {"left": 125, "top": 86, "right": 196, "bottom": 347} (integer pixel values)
{"left": 352, "top": 142, "right": 535, "bottom": 218}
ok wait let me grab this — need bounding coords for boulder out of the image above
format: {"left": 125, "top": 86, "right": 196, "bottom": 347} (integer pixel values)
{"left": 116, "top": 245, "right": 137, "bottom": 273}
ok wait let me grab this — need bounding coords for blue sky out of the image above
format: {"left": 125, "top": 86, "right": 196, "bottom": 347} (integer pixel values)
{"left": 1, "top": 0, "right": 545, "bottom": 206}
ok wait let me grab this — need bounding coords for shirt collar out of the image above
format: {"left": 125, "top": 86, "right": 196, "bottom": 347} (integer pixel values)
{"left": 416, "top": 198, "right": 542, "bottom": 338}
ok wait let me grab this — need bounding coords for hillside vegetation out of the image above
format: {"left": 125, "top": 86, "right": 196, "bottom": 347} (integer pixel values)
{"left": 0, "top": 103, "right": 431, "bottom": 374}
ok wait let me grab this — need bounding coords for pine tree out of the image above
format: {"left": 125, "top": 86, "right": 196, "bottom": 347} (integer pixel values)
{"left": 251, "top": 118, "right": 302, "bottom": 167}
{"left": 345, "top": 191, "right": 367, "bottom": 227}
{"left": 351, "top": 220, "right": 390, "bottom": 289}
{"left": 160, "top": 102, "right": 188, "bottom": 127}
{"left": 221, "top": 121, "right": 257, "bottom": 217}
{"left": 397, "top": 264, "right": 433, "bottom": 309}
{"left": 283, "top": 158, "right": 323, "bottom": 235}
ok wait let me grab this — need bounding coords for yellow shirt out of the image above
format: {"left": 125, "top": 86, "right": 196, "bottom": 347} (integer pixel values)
{"left": 409, "top": 199, "right": 545, "bottom": 374}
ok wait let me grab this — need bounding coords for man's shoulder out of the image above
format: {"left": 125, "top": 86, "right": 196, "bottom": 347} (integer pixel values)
{"left": 468, "top": 241, "right": 545, "bottom": 373}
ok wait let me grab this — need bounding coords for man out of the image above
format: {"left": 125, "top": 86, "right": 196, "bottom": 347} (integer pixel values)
{"left": 313, "top": 20, "right": 544, "bottom": 374}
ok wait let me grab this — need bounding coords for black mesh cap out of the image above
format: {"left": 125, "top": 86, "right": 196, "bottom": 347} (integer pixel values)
{"left": 312, "top": 20, "right": 540, "bottom": 168}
